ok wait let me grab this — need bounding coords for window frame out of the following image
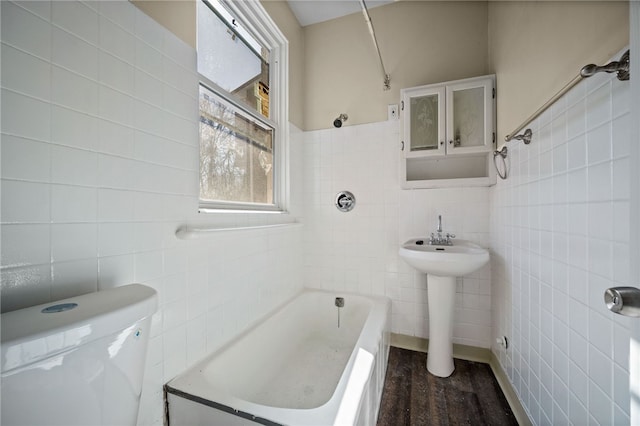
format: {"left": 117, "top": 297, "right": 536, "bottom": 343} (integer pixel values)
{"left": 197, "top": 0, "right": 289, "bottom": 213}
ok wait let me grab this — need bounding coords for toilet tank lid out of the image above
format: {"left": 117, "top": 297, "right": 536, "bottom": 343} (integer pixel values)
{"left": 1, "top": 284, "right": 158, "bottom": 373}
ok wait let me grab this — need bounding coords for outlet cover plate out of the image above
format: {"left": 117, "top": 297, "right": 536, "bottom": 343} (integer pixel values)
{"left": 388, "top": 104, "right": 399, "bottom": 121}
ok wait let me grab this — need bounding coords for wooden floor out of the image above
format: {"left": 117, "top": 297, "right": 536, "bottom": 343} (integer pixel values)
{"left": 377, "top": 347, "right": 518, "bottom": 426}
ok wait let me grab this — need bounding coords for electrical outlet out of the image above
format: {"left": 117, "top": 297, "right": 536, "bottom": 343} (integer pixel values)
{"left": 496, "top": 336, "right": 509, "bottom": 349}
{"left": 388, "top": 104, "right": 399, "bottom": 121}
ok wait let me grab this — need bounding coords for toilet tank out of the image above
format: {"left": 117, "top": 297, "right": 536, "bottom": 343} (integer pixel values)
{"left": 1, "top": 284, "right": 158, "bottom": 426}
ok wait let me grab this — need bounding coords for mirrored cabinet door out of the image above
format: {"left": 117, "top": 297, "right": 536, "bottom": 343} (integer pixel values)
{"left": 408, "top": 87, "right": 445, "bottom": 154}
{"left": 446, "top": 77, "right": 494, "bottom": 154}
{"left": 401, "top": 75, "right": 494, "bottom": 159}
{"left": 404, "top": 86, "right": 446, "bottom": 157}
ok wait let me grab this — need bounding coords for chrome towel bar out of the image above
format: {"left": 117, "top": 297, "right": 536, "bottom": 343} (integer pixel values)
{"left": 504, "top": 74, "right": 582, "bottom": 143}
{"left": 504, "top": 49, "right": 630, "bottom": 143}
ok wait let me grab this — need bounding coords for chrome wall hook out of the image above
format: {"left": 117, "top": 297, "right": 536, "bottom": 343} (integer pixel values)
{"left": 604, "top": 287, "right": 640, "bottom": 317}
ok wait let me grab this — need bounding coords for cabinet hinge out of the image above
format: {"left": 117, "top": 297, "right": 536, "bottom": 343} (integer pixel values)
{"left": 492, "top": 88, "right": 496, "bottom": 99}
{"left": 401, "top": 100, "right": 404, "bottom": 111}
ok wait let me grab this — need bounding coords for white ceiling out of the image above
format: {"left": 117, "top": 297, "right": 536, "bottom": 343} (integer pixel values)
{"left": 286, "top": 0, "right": 394, "bottom": 27}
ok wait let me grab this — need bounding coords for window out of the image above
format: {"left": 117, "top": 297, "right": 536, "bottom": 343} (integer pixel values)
{"left": 197, "top": 0, "right": 288, "bottom": 212}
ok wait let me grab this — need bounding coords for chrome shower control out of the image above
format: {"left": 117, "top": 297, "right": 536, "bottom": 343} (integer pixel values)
{"left": 335, "top": 191, "right": 355, "bottom": 212}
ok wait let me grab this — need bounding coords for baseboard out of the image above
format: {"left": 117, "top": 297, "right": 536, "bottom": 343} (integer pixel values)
{"left": 390, "top": 333, "right": 531, "bottom": 426}
{"left": 390, "top": 333, "right": 429, "bottom": 353}
{"left": 488, "top": 353, "right": 532, "bottom": 426}
{"left": 390, "top": 333, "right": 490, "bottom": 363}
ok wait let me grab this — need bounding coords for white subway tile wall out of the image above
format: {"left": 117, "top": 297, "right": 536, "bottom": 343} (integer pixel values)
{"left": 490, "top": 70, "right": 632, "bottom": 425}
{"left": 0, "top": 1, "right": 304, "bottom": 425}
{"left": 3, "top": 1, "right": 632, "bottom": 425}
{"left": 301, "top": 121, "right": 492, "bottom": 348}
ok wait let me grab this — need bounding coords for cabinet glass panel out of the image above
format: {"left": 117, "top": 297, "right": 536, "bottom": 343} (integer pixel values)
{"left": 410, "top": 95, "right": 439, "bottom": 151}
{"left": 452, "top": 87, "right": 484, "bottom": 148}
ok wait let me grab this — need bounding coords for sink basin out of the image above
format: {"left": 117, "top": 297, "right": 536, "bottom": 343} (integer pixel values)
{"left": 399, "top": 238, "right": 489, "bottom": 277}
{"left": 398, "top": 237, "right": 490, "bottom": 377}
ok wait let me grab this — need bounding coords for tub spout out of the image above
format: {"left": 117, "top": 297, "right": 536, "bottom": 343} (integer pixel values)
{"left": 335, "top": 297, "right": 345, "bottom": 328}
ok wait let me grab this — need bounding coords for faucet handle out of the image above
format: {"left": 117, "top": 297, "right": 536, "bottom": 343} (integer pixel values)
{"left": 446, "top": 233, "right": 456, "bottom": 245}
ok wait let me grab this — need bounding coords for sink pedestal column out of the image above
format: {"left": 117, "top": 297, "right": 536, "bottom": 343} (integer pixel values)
{"left": 426, "top": 274, "right": 456, "bottom": 377}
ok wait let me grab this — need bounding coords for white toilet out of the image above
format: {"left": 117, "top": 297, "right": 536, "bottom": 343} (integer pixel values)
{"left": 1, "top": 284, "right": 158, "bottom": 426}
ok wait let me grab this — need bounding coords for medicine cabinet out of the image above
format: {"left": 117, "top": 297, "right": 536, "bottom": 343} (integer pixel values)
{"left": 400, "top": 75, "right": 496, "bottom": 188}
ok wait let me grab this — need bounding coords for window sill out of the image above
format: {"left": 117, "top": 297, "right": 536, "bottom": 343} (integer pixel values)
{"left": 198, "top": 207, "right": 287, "bottom": 214}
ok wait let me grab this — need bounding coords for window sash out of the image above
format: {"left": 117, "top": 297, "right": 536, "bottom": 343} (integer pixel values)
{"left": 199, "top": 84, "right": 276, "bottom": 209}
{"left": 200, "top": 0, "right": 266, "bottom": 62}
{"left": 197, "top": 0, "right": 271, "bottom": 120}
{"left": 197, "top": 0, "right": 289, "bottom": 213}
{"left": 199, "top": 76, "right": 277, "bottom": 131}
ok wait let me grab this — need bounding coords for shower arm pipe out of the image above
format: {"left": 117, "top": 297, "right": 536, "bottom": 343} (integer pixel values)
{"left": 504, "top": 49, "right": 630, "bottom": 143}
{"left": 359, "top": 0, "right": 391, "bottom": 90}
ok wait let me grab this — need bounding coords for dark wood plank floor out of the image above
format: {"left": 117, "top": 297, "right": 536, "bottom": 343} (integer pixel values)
{"left": 377, "top": 347, "right": 518, "bottom": 426}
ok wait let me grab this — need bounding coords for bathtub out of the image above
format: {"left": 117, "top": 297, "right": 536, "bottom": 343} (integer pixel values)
{"left": 165, "top": 289, "right": 390, "bottom": 425}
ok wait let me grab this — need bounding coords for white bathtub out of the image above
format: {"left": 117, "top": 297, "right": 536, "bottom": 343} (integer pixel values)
{"left": 166, "top": 289, "right": 390, "bottom": 425}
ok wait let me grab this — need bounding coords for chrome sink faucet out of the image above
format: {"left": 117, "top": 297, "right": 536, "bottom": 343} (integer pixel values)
{"left": 429, "top": 215, "right": 455, "bottom": 246}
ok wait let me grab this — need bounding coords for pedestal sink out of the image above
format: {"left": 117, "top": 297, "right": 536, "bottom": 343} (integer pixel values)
{"left": 399, "top": 238, "right": 489, "bottom": 377}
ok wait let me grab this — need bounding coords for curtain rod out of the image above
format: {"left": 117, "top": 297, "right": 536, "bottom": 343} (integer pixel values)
{"left": 359, "top": 0, "right": 390, "bottom": 91}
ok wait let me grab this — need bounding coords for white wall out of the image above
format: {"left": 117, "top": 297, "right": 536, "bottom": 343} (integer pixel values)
{"left": 0, "top": 2, "right": 304, "bottom": 425}
{"left": 490, "top": 67, "right": 632, "bottom": 424}
{"left": 301, "top": 121, "right": 492, "bottom": 348}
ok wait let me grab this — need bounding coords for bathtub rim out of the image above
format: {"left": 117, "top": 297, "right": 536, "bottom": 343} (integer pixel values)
{"left": 165, "top": 288, "right": 390, "bottom": 426}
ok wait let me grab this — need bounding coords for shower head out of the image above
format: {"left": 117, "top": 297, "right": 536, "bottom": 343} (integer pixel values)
{"left": 333, "top": 114, "right": 348, "bottom": 128}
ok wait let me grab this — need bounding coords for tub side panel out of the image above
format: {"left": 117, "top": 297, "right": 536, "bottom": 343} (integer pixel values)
{"left": 361, "top": 298, "right": 391, "bottom": 425}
